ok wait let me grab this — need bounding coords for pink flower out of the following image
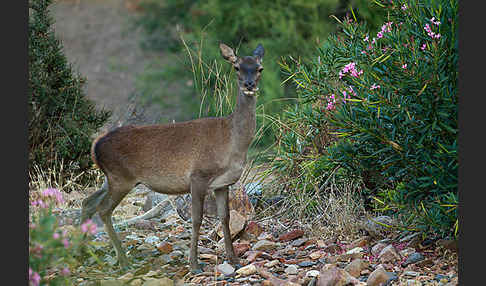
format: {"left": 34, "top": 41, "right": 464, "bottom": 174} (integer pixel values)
{"left": 61, "top": 267, "right": 71, "bottom": 276}
{"left": 430, "top": 17, "right": 441, "bottom": 26}
{"left": 370, "top": 84, "right": 381, "bottom": 90}
{"left": 377, "top": 31, "right": 384, "bottom": 39}
{"left": 402, "top": 64, "right": 407, "bottom": 69}
{"left": 421, "top": 43, "right": 427, "bottom": 51}
{"left": 364, "top": 35, "right": 369, "bottom": 42}
{"left": 29, "top": 268, "right": 41, "bottom": 286}
{"left": 81, "top": 219, "right": 98, "bottom": 235}
{"left": 401, "top": 4, "right": 407, "bottom": 10}
{"left": 62, "top": 238, "right": 69, "bottom": 249}
{"left": 53, "top": 232, "right": 60, "bottom": 239}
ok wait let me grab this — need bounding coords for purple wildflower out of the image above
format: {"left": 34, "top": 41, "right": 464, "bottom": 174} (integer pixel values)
{"left": 370, "top": 84, "right": 381, "bottom": 90}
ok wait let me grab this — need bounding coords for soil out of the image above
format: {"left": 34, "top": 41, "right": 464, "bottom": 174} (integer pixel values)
{"left": 51, "top": 0, "right": 182, "bottom": 131}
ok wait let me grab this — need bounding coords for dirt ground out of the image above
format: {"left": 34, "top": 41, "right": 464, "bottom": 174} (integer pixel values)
{"left": 51, "top": 0, "right": 181, "bottom": 130}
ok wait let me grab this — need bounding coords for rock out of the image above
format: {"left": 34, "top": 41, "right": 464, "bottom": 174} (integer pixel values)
{"left": 378, "top": 245, "right": 401, "bottom": 263}
{"left": 309, "top": 251, "right": 325, "bottom": 260}
{"left": 236, "top": 264, "right": 257, "bottom": 276}
{"left": 371, "top": 243, "right": 388, "bottom": 256}
{"left": 349, "top": 236, "right": 369, "bottom": 249}
{"left": 278, "top": 229, "right": 305, "bottom": 242}
{"left": 344, "top": 259, "right": 369, "bottom": 278}
{"left": 264, "top": 260, "right": 280, "bottom": 267}
{"left": 142, "top": 277, "right": 174, "bottom": 286}
{"left": 399, "top": 247, "right": 416, "bottom": 257}
{"left": 403, "top": 271, "right": 420, "bottom": 277}
{"left": 346, "top": 247, "right": 364, "bottom": 255}
{"left": 156, "top": 242, "right": 173, "bottom": 254}
{"left": 245, "top": 251, "right": 263, "bottom": 262}
{"left": 361, "top": 216, "right": 394, "bottom": 238}
{"left": 399, "top": 233, "right": 421, "bottom": 243}
{"left": 245, "top": 221, "right": 264, "bottom": 238}
{"left": 298, "top": 260, "right": 318, "bottom": 267}
{"left": 291, "top": 238, "right": 308, "bottom": 247}
{"left": 366, "top": 265, "right": 388, "bottom": 286}
{"left": 323, "top": 244, "right": 342, "bottom": 254}
{"left": 317, "top": 265, "right": 360, "bottom": 286}
{"left": 306, "top": 270, "right": 321, "bottom": 278}
{"left": 200, "top": 253, "right": 218, "bottom": 263}
{"left": 285, "top": 265, "right": 299, "bottom": 275}
{"left": 216, "top": 210, "right": 247, "bottom": 239}
{"left": 437, "top": 239, "right": 458, "bottom": 252}
{"left": 253, "top": 240, "right": 277, "bottom": 251}
{"left": 233, "top": 242, "right": 251, "bottom": 256}
{"left": 401, "top": 252, "right": 425, "bottom": 267}
{"left": 216, "top": 262, "right": 235, "bottom": 276}
{"left": 406, "top": 279, "right": 422, "bottom": 286}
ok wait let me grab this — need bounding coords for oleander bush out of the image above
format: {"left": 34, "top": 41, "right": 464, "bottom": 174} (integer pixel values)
{"left": 271, "top": 0, "right": 458, "bottom": 236}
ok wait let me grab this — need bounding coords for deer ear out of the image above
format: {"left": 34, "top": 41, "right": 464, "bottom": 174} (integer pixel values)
{"left": 219, "top": 43, "right": 237, "bottom": 64}
{"left": 253, "top": 44, "right": 264, "bottom": 61}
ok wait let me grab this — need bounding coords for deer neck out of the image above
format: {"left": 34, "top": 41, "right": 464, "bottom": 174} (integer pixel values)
{"left": 229, "top": 89, "right": 257, "bottom": 154}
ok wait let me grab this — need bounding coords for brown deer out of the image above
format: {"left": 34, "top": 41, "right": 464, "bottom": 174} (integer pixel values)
{"left": 80, "top": 43, "right": 264, "bottom": 272}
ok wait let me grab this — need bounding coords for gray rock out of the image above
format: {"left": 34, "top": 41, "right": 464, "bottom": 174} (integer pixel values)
{"left": 216, "top": 262, "right": 235, "bottom": 276}
{"left": 144, "top": 236, "right": 160, "bottom": 244}
{"left": 291, "top": 238, "right": 308, "bottom": 247}
{"left": 252, "top": 240, "right": 276, "bottom": 251}
{"left": 402, "top": 252, "right": 425, "bottom": 267}
{"left": 298, "top": 260, "right": 318, "bottom": 267}
{"left": 284, "top": 264, "right": 299, "bottom": 275}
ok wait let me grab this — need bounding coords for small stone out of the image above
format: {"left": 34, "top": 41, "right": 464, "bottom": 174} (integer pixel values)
{"left": 306, "top": 270, "right": 320, "bottom": 278}
{"left": 401, "top": 252, "right": 425, "bottom": 267}
{"left": 309, "top": 250, "right": 324, "bottom": 260}
{"left": 291, "top": 238, "right": 308, "bottom": 247}
{"left": 366, "top": 265, "right": 388, "bottom": 286}
{"left": 245, "top": 221, "right": 264, "bottom": 238}
{"left": 245, "top": 250, "right": 263, "bottom": 262}
{"left": 406, "top": 279, "right": 422, "bottom": 286}
{"left": 285, "top": 265, "right": 299, "bottom": 275}
{"left": 399, "top": 247, "right": 416, "bottom": 258}
{"left": 264, "top": 260, "right": 280, "bottom": 267}
{"left": 323, "top": 244, "right": 342, "bottom": 254}
{"left": 200, "top": 253, "right": 218, "bottom": 263}
{"left": 236, "top": 264, "right": 257, "bottom": 276}
{"left": 278, "top": 229, "right": 305, "bottom": 242}
{"left": 378, "top": 245, "right": 401, "bottom": 263}
{"left": 156, "top": 242, "right": 173, "bottom": 254}
{"left": 252, "top": 240, "right": 276, "bottom": 251}
{"left": 216, "top": 210, "right": 247, "bottom": 239}
{"left": 216, "top": 262, "right": 235, "bottom": 276}
{"left": 344, "top": 259, "right": 369, "bottom": 278}
{"left": 349, "top": 236, "right": 369, "bottom": 249}
{"left": 346, "top": 247, "right": 364, "bottom": 255}
{"left": 317, "top": 265, "right": 360, "bottom": 286}
{"left": 144, "top": 236, "right": 160, "bottom": 244}
{"left": 298, "top": 260, "right": 318, "bottom": 267}
{"left": 403, "top": 271, "right": 420, "bottom": 277}
{"left": 371, "top": 243, "right": 387, "bottom": 256}
{"left": 233, "top": 243, "right": 250, "bottom": 257}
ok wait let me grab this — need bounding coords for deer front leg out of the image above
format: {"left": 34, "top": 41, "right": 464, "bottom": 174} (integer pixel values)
{"left": 214, "top": 186, "right": 240, "bottom": 266}
{"left": 189, "top": 180, "right": 207, "bottom": 273}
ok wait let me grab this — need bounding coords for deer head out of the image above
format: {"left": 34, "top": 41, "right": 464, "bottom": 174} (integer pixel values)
{"left": 219, "top": 43, "right": 264, "bottom": 96}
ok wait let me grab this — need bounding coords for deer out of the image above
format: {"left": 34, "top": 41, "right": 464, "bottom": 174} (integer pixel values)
{"left": 80, "top": 42, "right": 264, "bottom": 273}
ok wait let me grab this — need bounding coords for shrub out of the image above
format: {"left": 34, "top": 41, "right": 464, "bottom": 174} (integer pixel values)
{"left": 29, "top": 188, "right": 99, "bottom": 285}
{"left": 28, "top": 0, "right": 111, "bottom": 178}
{"left": 272, "top": 0, "right": 458, "bottom": 236}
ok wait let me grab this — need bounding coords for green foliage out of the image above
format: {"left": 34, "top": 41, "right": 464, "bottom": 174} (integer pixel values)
{"left": 28, "top": 0, "right": 111, "bottom": 177}
{"left": 29, "top": 189, "right": 99, "bottom": 285}
{"left": 272, "top": 0, "right": 458, "bottom": 236}
{"left": 132, "top": 0, "right": 385, "bottom": 146}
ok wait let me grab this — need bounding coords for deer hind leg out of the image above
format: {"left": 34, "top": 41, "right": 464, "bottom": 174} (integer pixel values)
{"left": 80, "top": 177, "right": 108, "bottom": 223}
{"left": 189, "top": 178, "right": 207, "bottom": 273}
{"left": 214, "top": 186, "right": 239, "bottom": 265}
{"left": 97, "top": 177, "right": 134, "bottom": 269}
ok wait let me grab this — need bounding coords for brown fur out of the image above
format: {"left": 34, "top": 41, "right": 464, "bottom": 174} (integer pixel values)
{"left": 81, "top": 43, "right": 264, "bottom": 272}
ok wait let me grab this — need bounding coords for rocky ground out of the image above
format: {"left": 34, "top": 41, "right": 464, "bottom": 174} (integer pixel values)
{"left": 54, "top": 185, "right": 458, "bottom": 286}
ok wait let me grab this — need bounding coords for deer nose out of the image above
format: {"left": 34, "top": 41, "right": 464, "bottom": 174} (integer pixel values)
{"left": 244, "top": 80, "right": 255, "bottom": 90}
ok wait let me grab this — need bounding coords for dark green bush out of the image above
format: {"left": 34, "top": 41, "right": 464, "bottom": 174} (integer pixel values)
{"left": 272, "top": 0, "right": 458, "bottom": 236}
{"left": 29, "top": 0, "right": 111, "bottom": 177}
